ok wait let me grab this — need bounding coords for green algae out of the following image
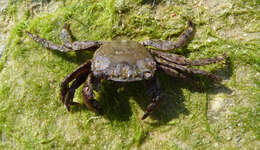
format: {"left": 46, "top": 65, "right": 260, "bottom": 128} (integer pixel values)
{"left": 0, "top": 0, "right": 259, "bottom": 149}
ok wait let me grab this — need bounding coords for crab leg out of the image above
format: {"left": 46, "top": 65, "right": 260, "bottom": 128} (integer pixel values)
{"left": 158, "top": 65, "right": 189, "bottom": 79}
{"left": 142, "top": 77, "right": 161, "bottom": 120}
{"left": 25, "top": 24, "right": 101, "bottom": 52}
{"left": 151, "top": 50, "right": 226, "bottom": 66}
{"left": 63, "top": 73, "right": 88, "bottom": 111}
{"left": 82, "top": 73, "right": 102, "bottom": 114}
{"left": 61, "top": 23, "right": 102, "bottom": 50}
{"left": 60, "top": 61, "right": 92, "bottom": 111}
{"left": 141, "top": 20, "right": 194, "bottom": 51}
{"left": 60, "top": 23, "right": 74, "bottom": 48}
{"left": 155, "top": 57, "right": 222, "bottom": 81}
{"left": 25, "top": 31, "right": 72, "bottom": 52}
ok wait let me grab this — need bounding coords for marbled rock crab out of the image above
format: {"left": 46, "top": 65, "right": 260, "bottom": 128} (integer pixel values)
{"left": 25, "top": 20, "right": 226, "bottom": 120}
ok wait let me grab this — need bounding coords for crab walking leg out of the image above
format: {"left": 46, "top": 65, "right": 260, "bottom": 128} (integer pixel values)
{"left": 60, "top": 23, "right": 74, "bottom": 48}
{"left": 60, "top": 61, "right": 92, "bottom": 109}
{"left": 25, "top": 31, "right": 72, "bottom": 52}
{"left": 155, "top": 57, "right": 222, "bottom": 81}
{"left": 82, "top": 73, "right": 102, "bottom": 114}
{"left": 60, "top": 23, "right": 102, "bottom": 51}
{"left": 25, "top": 30, "right": 101, "bottom": 52}
{"left": 158, "top": 65, "right": 189, "bottom": 79}
{"left": 141, "top": 20, "right": 194, "bottom": 51}
{"left": 151, "top": 50, "right": 227, "bottom": 66}
{"left": 142, "top": 77, "right": 161, "bottom": 120}
{"left": 64, "top": 73, "right": 88, "bottom": 111}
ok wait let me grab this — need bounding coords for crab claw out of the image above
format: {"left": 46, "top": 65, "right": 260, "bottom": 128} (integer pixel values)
{"left": 64, "top": 89, "right": 81, "bottom": 111}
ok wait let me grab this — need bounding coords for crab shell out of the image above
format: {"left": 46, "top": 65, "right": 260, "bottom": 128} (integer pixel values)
{"left": 91, "top": 40, "right": 156, "bottom": 82}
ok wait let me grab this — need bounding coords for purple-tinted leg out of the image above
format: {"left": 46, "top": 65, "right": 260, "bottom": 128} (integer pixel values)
{"left": 60, "top": 23, "right": 73, "bottom": 48}
{"left": 60, "top": 61, "right": 92, "bottom": 110}
{"left": 82, "top": 73, "right": 102, "bottom": 114}
{"left": 151, "top": 49, "right": 226, "bottom": 66}
{"left": 158, "top": 65, "right": 189, "bottom": 79}
{"left": 141, "top": 20, "right": 194, "bottom": 51}
{"left": 63, "top": 73, "right": 88, "bottom": 111}
{"left": 60, "top": 23, "right": 102, "bottom": 51}
{"left": 25, "top": 31, "right": 72, "bottom": 52}
{"left": 142, "top": 77, "right": 161, "bottom": 120}
{"left": 155, "top": 57, "right": 222, "bottom": 81}
{"left": 25, "top": 23, "right": 101, "bottom": 52}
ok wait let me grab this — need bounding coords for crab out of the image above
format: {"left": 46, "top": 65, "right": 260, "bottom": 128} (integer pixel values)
{"left": 25, "top": 20, "right": 226, "bottom": 120}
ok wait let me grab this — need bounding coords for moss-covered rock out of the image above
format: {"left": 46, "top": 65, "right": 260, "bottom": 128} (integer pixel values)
{"left": 0, "top": 0, "right": 259, "bottom": 149}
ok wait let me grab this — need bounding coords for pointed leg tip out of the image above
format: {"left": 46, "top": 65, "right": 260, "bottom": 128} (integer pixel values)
{"left": 60, "top": 95, "right": 65, "bottom": 103}
{"left": 66, "top": 105, "right": 71, "bottom": 112}
{"left": 24, "top": 30, "right": 32, "bottom": 35}
{"left": 187, "top": 19, "right": 193, "bottom": 27}
{"left": 141, "top": 113, "right": 149, "bottom": 120}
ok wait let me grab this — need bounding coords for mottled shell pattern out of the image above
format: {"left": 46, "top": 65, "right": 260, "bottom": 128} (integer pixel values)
{"left": 91, "top": 41, "right": 156, "bottom": 82}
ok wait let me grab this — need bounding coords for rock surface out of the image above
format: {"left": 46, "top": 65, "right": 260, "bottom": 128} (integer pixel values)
{"left": 0, "top": 0, "right": 9, "bottom": 58}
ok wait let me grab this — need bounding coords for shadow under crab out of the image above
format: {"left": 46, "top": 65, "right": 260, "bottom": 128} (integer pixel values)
{"left": 25, "top": 20, "right": 227, "bottom": 120}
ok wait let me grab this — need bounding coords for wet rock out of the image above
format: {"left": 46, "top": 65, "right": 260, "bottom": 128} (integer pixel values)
{"left": 207, "top": 94, "right": 233, "bottom": 123}
{"left": 0, "top": 0, "right": 8, "bottom": 12}
{"left": 0, "top": 0, "right": 9, "bottom": 59}
{"left": 0, "top": 45, "right": 4, "bottom": 58}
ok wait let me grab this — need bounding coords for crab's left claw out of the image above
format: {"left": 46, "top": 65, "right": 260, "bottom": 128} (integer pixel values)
{"left": 59, "top": 62, "right": 92, "bottom": 111}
